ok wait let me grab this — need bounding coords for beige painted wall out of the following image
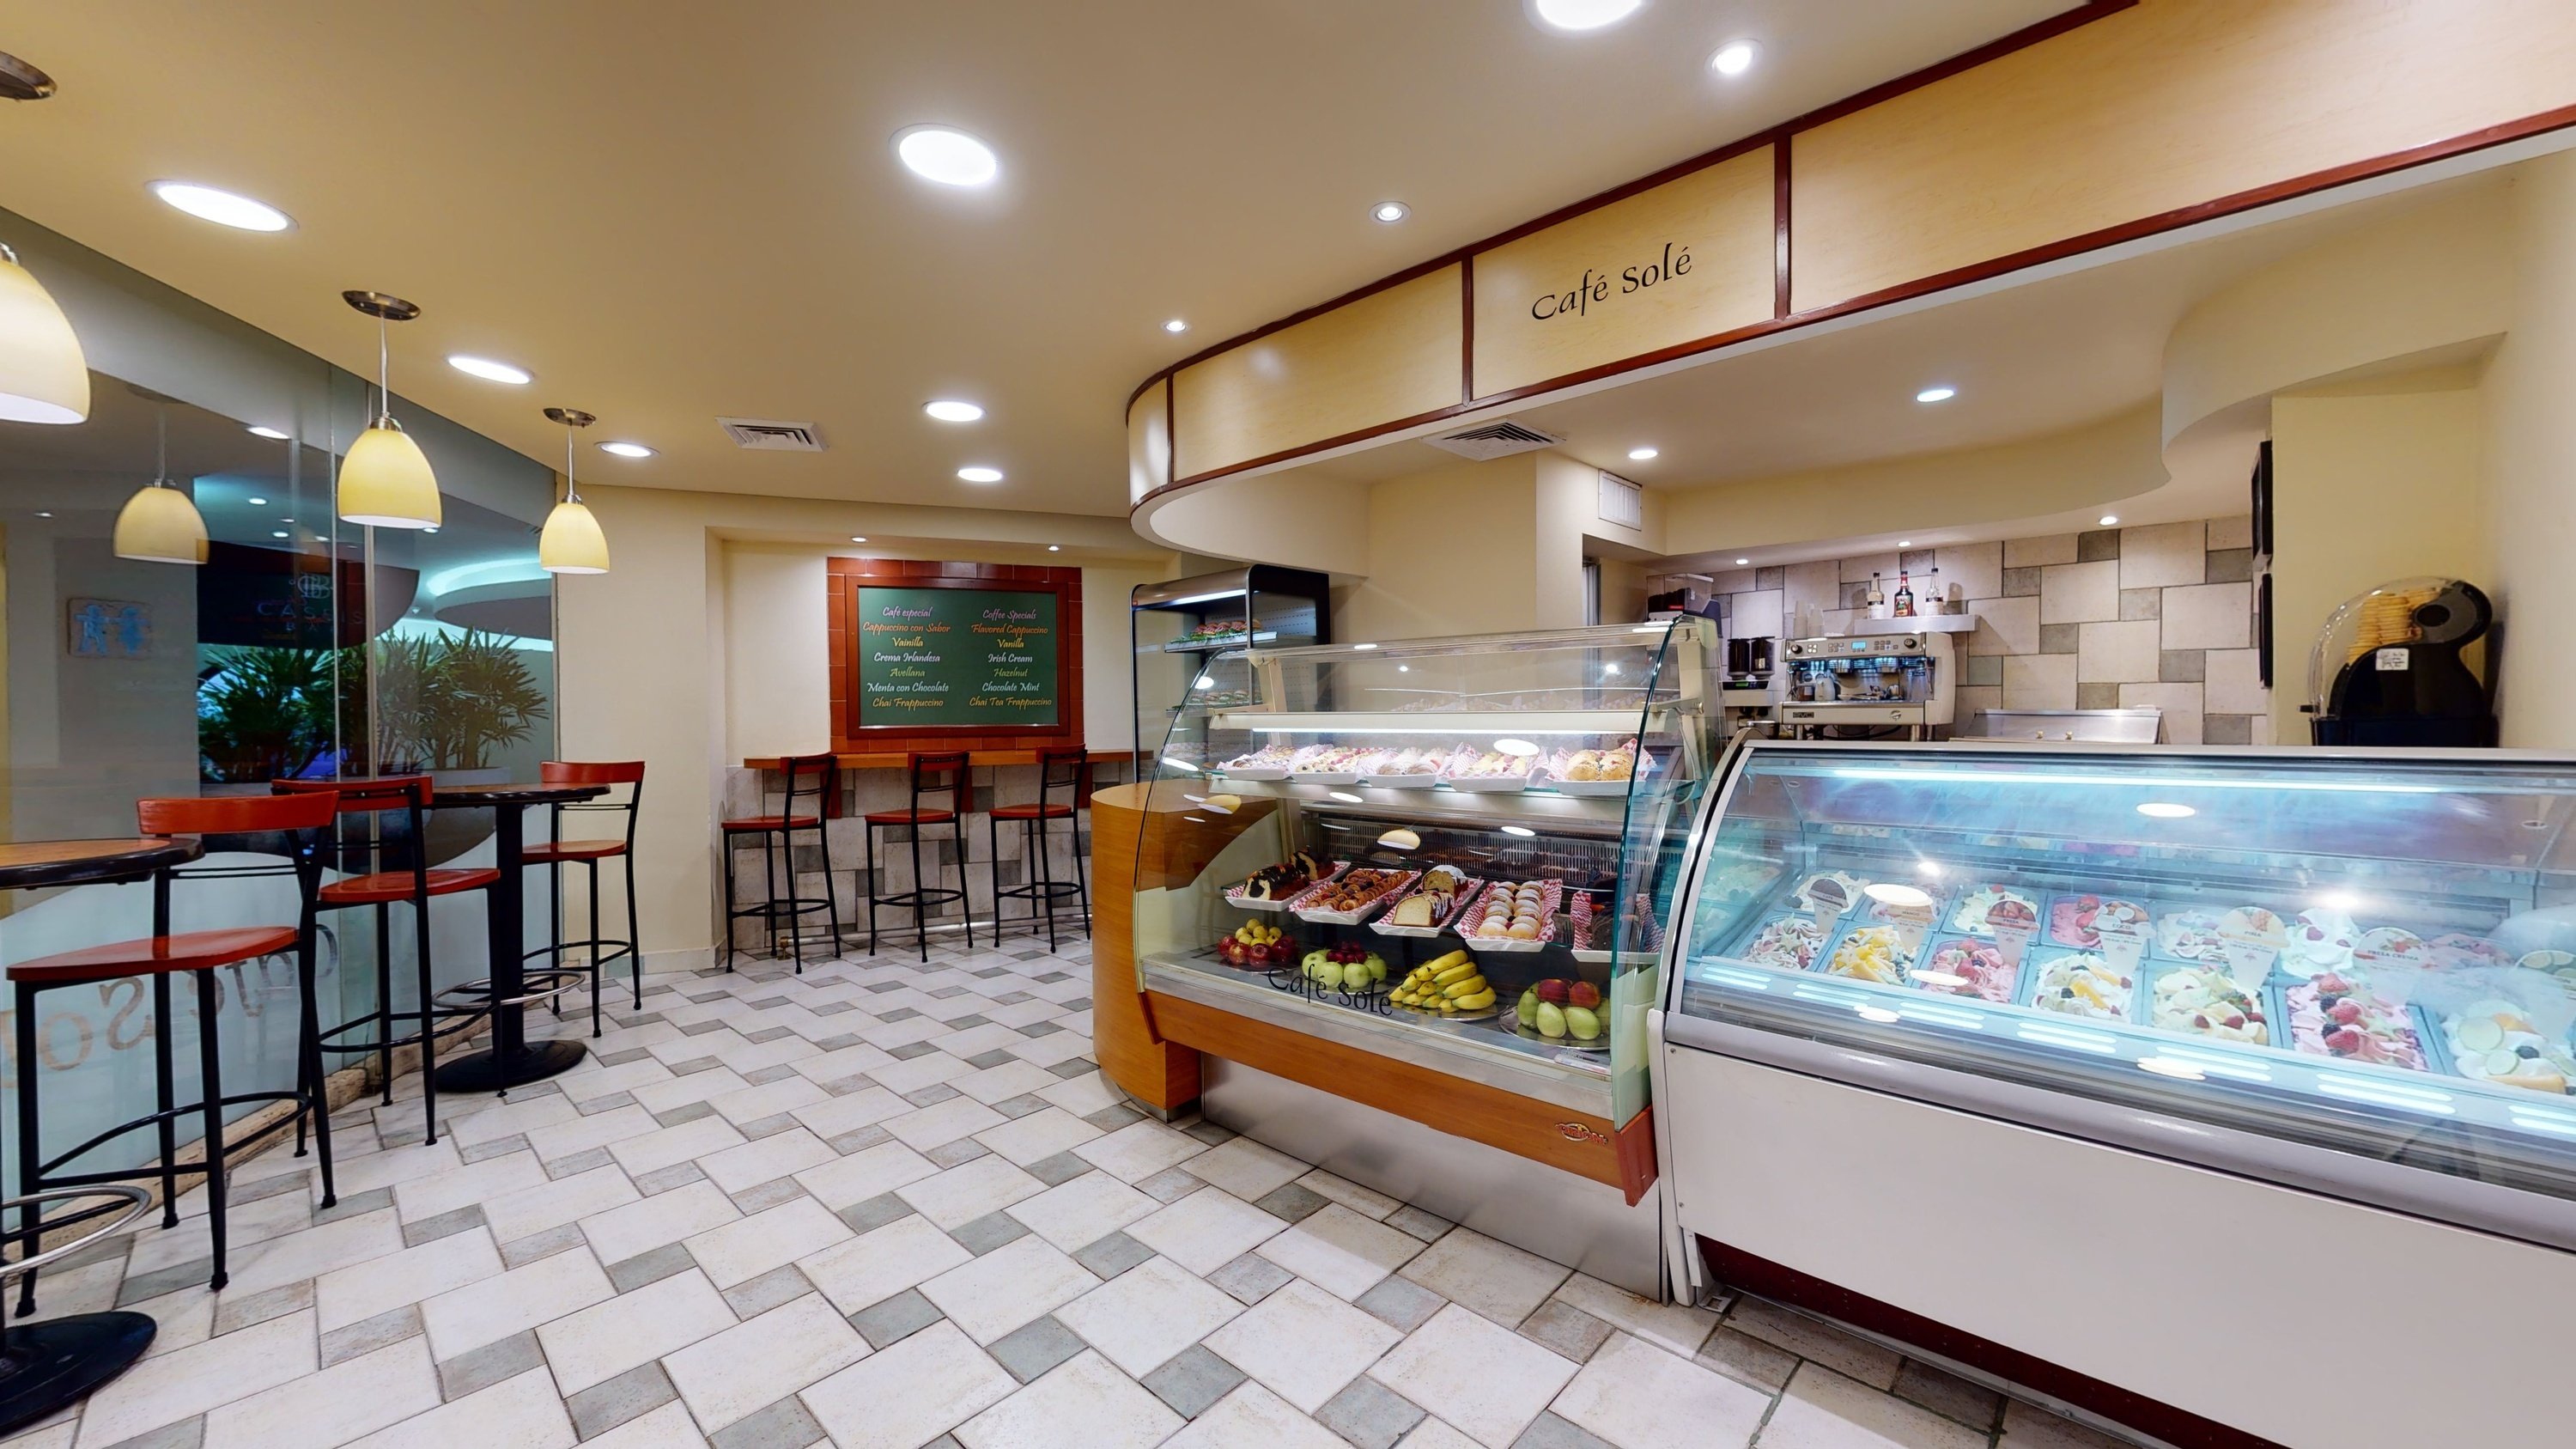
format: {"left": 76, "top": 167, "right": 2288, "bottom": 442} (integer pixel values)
{"left": 557, "top": 483, "right": 1171, "bottom": 967}
{"left": 1340, "top": 456, "right": 1540, "bottom": 642}
{"left": 2269, "top": 387, "right": 2489, "bottom": 740}
{"left": 2484, "top": 150, "right": 2576, "bottom": 746}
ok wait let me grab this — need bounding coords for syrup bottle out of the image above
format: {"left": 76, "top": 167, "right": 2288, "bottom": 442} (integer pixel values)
{"left": 1893, "top": 570, "right": 1916, "bottom": 618}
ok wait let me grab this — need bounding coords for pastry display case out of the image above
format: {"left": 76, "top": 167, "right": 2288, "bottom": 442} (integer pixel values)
{"left": 1129, "top": 565, "right": 1330, "bottom": 764}
{"left": 1127, "top": 620, "right": 1715, "bottom": 1194}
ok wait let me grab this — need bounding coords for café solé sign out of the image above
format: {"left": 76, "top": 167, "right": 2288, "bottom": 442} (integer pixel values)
{"left": 1470, "top": 146, "right": 1775, "bottom": 398}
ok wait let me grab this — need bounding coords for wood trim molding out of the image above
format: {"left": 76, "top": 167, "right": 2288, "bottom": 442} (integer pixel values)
{"left": 1129, "top": 0, "right": 2576, "bottom": 512}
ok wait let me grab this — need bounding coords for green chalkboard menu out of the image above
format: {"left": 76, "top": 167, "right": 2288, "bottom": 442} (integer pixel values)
{"left": 854, "top": 586, "right": 1062, "bottom": 728}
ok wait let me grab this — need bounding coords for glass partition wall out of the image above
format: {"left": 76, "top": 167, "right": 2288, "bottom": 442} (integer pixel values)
{"left": 0, "top": 210, "right": 559, "bottom": 1190}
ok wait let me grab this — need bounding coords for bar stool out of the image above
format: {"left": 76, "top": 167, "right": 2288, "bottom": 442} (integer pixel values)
{"left": 274, "top": 776, "right": 495, "bottom": 1146}
{"left": 720, "top": 753, "right": 844, "bottom": 973}
{"left": 525, "top": 761, "right": 647, "bottom": 1020}
{"left": 988, "top": 747, "right": 1093, "bottom": 952}
{"left": 9, "top": 794, "right": 339, "bottom": 1307}
{"left": 866, "top": 752, "right": 973, "bottom": 964}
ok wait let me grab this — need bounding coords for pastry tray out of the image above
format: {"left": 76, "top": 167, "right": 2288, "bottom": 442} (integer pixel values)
{"left": 1288, "top": 869, "right": 1419, "bottom": 925}
{"left": 1370, "top": 876, "right": 1483, "bottom": 938}
{"left": 1357, "top": 766, "right": 1443, "bottom": 789}
{"left": 1215, "top": 761, "right": 1290, "bottom": 781}
{"left": 1455, "top": 880, "right": 1563, "bottom": 953}
{"left": 1540, "top": 746, "right": 1652, "bottom": 797}
{"left": 1224, "top": 861, "right": 1346, "bottom": 913}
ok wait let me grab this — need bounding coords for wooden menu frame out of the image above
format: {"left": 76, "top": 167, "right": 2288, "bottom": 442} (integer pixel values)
{"left": 829, "top": 559, "right": 1083, "bottom": 754}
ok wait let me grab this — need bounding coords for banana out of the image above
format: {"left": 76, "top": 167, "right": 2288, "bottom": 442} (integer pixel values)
{"left": 1420, "top": 950, "right": 1469, "bottom": 974}
{"left": 1440, "top": 975, "right": 1488, "bottom": 1000}
{"left": 1431, "top": 959, "right": 1480, "bottom": 987}
{"left": 1451, "top": 988, "right": 1497, "bottom": 1011}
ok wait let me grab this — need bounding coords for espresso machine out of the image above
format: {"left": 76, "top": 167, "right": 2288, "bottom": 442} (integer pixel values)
{"left": 1777, "top": 633, "right": 1956, "bottom": 739}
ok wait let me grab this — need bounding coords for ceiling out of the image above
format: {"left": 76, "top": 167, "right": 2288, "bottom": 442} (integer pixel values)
{"left": 0, "top": 1, "right": 2076, "bottom": 520}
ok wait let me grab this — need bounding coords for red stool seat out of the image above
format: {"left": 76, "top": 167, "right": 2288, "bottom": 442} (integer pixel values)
{"left": 320, "top": 868, "right": 500, "bottom": 907}
{"left": 9, "top": 927, "right": 301, "bottom": 985}
{"left": 723, "top": 814, "right": 819, "bottom": 832}
{"left": 866, "top": 807, "right": 956, "bottom": 825}
{"left": 989, "top": 802, "right": 1073, "bottom": 820}
{"left": 524, "top": 837, "right": 628, "bottom": 862}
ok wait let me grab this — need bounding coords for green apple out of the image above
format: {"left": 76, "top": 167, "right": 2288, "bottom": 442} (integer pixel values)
{"left": 1316, "top": 961, "right": 1346, "bottom": 991}
{"left": 1564, "top": 1005, "right": 1602, "bottom": 1040}
{"left": 1535, "top": 1002, "right": 1567, "bottom": 1039}
{"left": 1517, "top": 988, "right": 1540, "bottom": 1026}
{"left": 1364, "top": 954, "right": 1388, "bottom": 983}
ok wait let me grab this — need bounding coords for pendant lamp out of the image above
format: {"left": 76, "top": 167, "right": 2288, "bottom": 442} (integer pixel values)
{"left": 538, "top": 406, "right": 610, "bottom": 574}
{"left": 0, "top": 240, "right": 89, "bottom": 424}
{"left": 337, "top": 289, "right": 441, "bottom": 529}
{"left": 112, "top": 389, "right": 208, "bottom": 564}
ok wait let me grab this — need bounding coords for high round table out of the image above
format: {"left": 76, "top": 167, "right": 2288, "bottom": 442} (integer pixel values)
{"left": 427, "top": 781, "right": 608, "bottom": 1092}
{"left": 0, "top": 839, "right": 197, "bottom": 1432}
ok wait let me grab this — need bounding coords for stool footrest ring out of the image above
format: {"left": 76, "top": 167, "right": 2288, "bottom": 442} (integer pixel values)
{"left": 1, "top": 1185, "right": 153, "bottom": 1282}
{"left": 436, "top": 969, "right": 587, "bottom": 1012}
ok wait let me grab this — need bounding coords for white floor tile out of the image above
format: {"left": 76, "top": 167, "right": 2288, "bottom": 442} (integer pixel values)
{"left": 217, "top": 1209, "right": 406, "bottom": 1299}
{"left": 799, "top": 1214, "right": 972, "bottom": 1314}
{"left": 793, "top": 1140, "right": 939, "bottom": 1209}
{"left": 331, "top": 1140, "right": 463, "bottom": 1197}
{"left": 1004, "top": 1172, "right": 1157, "bottom": 1252}
{"left": 1398, "top": 1227, "right": 1571, "bottom": 1327}
{"left": 1296, "top": 1169, "right": 1400, "bottom": 1221}
{"left": 1255, "top": 1204, "right": 1423, "bottom": 1301}
{"left": 481, "top": 1164, "right": 641, "bottom": 1246}
{"left": 970, "top": 1106, "right": 1101, "bottom": 1166}
{"left": 344, "top": 1367, "right": 574, "bottom": 1449}
{"left": 957, "top": 1349, "right": 1180, "bottom": 1449}
{"left": 883, "top": 1093, "right": 1006, "bottom": 1151}
{"left": 698, "top": 1126, "right": 835, "bottom": 1194}
{"left": 683, "top": 1196, "right": 851, "bottom": 1288}
{"left": 801, "top": 1320, "right": 1012, "bottom": 1449}
{"left": 1055, "top": 1256, "right": 1244, "bottom": 1377}
{"left": 525, "top": 1103, "right": 660, "bottom": 1162}
{"left": 1553, "top": 1275, "right": 1721, "bottom": 1362}
{"left": 391, "top": 1149, "right": 550, "bottom": 1223}
{"left": 420, "top": 1244, "right": 614, "bottom": 1359}
{"left": 918, "top": 1234, "right": 1098, "bottom": 1344}
{"left": 74, "top": 1309, "right": 317, "bottom": 1449}
{"left": 558, "top": 1057, "right": 676, "bottom": 1106}
{"left": 608, "top": 1115, "right": 748, "bottom": 1178}
{"left": 1162, "top": 1382, "right": 1350, "bottom": 1449}
{"left": 580, "top": 1179, "right": 741, "bottom": 1266}
{"left": 867, "top": 1049, "right": 974, "bottom": 1097}
{"left": 1202, "top": 1278, "right": 1400, "bottom": 1414}
{"left": 1397, "top": 1420, "right": 1484, "bottom": 1449}
{"left": 788, "top": 1044, "right": 901, "bottom": 1089}
{"left": 1552, "top": 1332, "right": 1771, "bottom": 1449}
{"left": 1368, "top": 1304, "right": 1577, "bottom": 1449}
{"left": 1071, "top": 1121, "right": 1206, "bottom": 1184}
{"left": 201, "top": 1336, "right": 440, "bottom": 1449}
{"left": 315, "top": 1226, "right": 505, "bottom": 1332}
{"left": 1126, "top": 1187, "right": 1284, "bottom": 1275}
{"left": 895, "top": 1155, "right": 1045, "bottom": 1229}
{"left": 447, "top": 1093, "right": 580, "bottom": 1148}
{"left": 950, "top": 1059, "right": 1060, "bottom": 1105}
{"left": 631, "top": 1066, "right": 753, "bottom": 1117}
{"left": 665, "top": 1293, "right": 868, "bottom": 1431}
{"left": 575, "top": 1401, "right": 708, "bottom": 1449}
{"left": 1034, "top": 1070, "right": 1127, "bottom": 1119}
{"left": 537, "top": 1267, "right": 738, "bottom": 1394}
{"left": 125, "top": 1187, "right": 312, "bottom": 1275}
{"left": 1180, "top": 1137, "right": 1309, "bottom": 1200}
{"left": 708, "top": 1074, "right": 828, "bottom": 1125}
{"left": 789, "top": 1084, "right": 911, "bottom": 1139}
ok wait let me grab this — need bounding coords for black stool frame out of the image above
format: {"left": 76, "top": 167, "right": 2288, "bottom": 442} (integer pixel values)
{"left": 988, "top": 747, "right": 1094, "bottom": 953}
{"left": 867, "top": 752, "right": 974, "bottom": 964}
{"left": 528, "top": 760, "right": 647, "bottom": 1020}
{"left": 721, "top": 753, "right": 845, "bottom": 974}
{"left": 13, "top": 817, "right": 337, "bottom": 1312}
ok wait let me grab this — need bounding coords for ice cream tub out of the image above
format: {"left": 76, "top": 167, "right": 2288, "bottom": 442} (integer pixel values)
{"left": 1904, "top": 933, "right": 2032, "bottom": 1005}
{"left": 1726, "top": 912, "right": 1834, "bottom": 975}
{"left": 1811, "top": 918, "right": 1929, "bottom": 990}
{"left": 2041, "top": 892, "right": 2154, "bottom": 953}
{"left": 2136, "top": 959, "right": 2276, "bottom": 1047}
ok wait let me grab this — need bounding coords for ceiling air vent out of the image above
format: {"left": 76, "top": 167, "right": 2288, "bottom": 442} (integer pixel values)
{"left": 1596, "top": 470, "right": 1643, "bottom": 529}
{"left": 718, "top": 417, "right": 828, "bottom": 452}
{"left": 1425, "top": 419, "right": 1564, "bottom": 461}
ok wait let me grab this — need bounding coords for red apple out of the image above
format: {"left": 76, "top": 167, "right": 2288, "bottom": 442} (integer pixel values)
{"left": 1568, "top": 981, "right": 1601, "bottom": 1009}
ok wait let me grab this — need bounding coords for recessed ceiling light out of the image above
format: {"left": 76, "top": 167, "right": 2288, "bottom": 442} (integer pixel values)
{"left": 1627, "top": 447, "right": 1658, "bottom": 461}
{"left": 1047, "top": 544, "right": 1060, "bottom": 551}
{"left": 1710, "top": 39, "right": 1761, "bottom": 75}
{"left": 1532, "top": 0, "right": 1643, "bottom": 33}
{"left": 1898, "top": 539, "right": 1912, "bottom": 547}
{"left": 1735, "top": 557, "right": 1751, "bottom": 565}
{"left": 598, "top": 441, "right": 655, "bottom": 458}
{"left": 33, "top": 511, "right": 52, "bottom": 518}
{"left": 150, "top": 181, "right": 292, "bottom": 232}
{"left": 270, "top": 530, "right": 290, "bottom": 539}
{"left": 957, "top": 466, "right": 1004, "bottom": 484}
{"left": 924, "top": 399, "right": 984, "bottom": 423}
{"left": 850, "top": 536, "right": 868, "bottom": 543}
{"left": 246, "top": 425, "right": 289, "bottom": 441}
{"left": 1370, "top": 201, "right": 1409, "bottom": 223}
{"left": 1163, "top": 319, "right": 1188, "bottom": 334}
{"left": 448, "top": 355, "right": 532, "bottom": 386}
{"left": 422, "top": 527, "right": 438, "bottom": 533}
{"left": 1499, "top": 825, "right": 1538, "bottom": 837}
{"left": 1915, "top": 386, "right": 1956, "bottom": 404}
{"left": 894, "top": 125, "right": 999, "bottom": 187}
{"left": 247, "top": 496, "right": 269, "bottom": 505}
{"left": 279, "top": 516, "right": 295, "bottom": 523}
{"left": 2100, "top": 514, "right": 2121, "bottom": 527}
{"left": 2136, "top": 801, "right": 2196, "bottom": 819}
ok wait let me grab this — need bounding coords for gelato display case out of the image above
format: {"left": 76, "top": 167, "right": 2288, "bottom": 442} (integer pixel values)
{"left": 1107, "top": 621, "right": 1715, "bottom": 1290}
{"left": 1653, "top": 740, "right": 2576, "bottom": 1446}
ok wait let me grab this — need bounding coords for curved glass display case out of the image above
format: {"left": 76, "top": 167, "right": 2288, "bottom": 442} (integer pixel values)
{"left": 1133, "top": 621, "right": 1715, "bottom": 1126}
{"left": 1663, "top": 740, "right": 2576, "bottom": 1248}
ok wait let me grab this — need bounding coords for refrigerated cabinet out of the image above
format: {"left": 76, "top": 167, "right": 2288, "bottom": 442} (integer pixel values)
{"left": 1129, "top": 565, "right": 1329, "bottom": 764}
{"left": 1654, "top": 740, "right": 2576, "bottom": 1447}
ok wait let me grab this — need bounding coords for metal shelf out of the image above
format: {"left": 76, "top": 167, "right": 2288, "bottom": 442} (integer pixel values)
{"left": 1209, "top": 708, "right": 1685, "bottom": 736}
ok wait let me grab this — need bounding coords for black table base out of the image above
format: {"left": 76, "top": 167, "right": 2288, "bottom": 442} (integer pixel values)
{"left": 433, "top": 1038, "right": 586, "bottom": 1093}
{"left": 0, "top": 1312, "right": 155, "bottom": 1434}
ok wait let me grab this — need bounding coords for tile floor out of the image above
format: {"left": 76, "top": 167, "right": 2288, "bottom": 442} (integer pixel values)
{"left": 5, "top": 936, "right": 2132, "bottom": 1449}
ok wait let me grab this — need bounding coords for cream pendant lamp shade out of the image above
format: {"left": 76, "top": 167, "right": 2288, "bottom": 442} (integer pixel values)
{"left": 113, "top": 391, "right": 208, "bottom": 564}
{"left": 539, "top": 406, "right": 610, "bottom": 574}
{"left": 0, "top": 240, "right": 90, "bottom": 424}
{"left": 337, "top": 290, "right": 441, "bottom": 529}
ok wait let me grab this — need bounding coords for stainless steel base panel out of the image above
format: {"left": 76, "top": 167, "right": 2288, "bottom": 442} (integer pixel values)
{"left": 1199, "top": 1056, "right": 1662, "bottom": 1296}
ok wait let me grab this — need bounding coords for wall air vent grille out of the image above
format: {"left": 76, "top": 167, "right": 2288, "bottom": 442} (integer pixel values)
{"left": 1425, "top": 419, "right": 1565, "bottom": 460}
{"left": 1597, "top": 471, "right": 1643, "bottom": 528}
{"left": 718, "top": 417, "right": 828, "bottom": 451}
